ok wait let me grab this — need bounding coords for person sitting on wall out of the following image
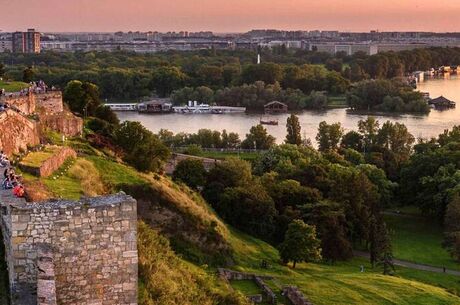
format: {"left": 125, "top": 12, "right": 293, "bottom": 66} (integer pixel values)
{"left": 13, "top": 183, "right": 24, "bottom": 198}
{"left": 2, "top": 177, "right": 12, "bottom": 190}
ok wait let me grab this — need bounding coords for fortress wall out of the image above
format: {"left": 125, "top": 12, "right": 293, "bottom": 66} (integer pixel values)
{"left": 0, "top": 193, "right": 138, "bottom": 305}
{"left": 2, "top": 93, "right": 36, "bottom": 115}
{"left": 35, "top": 92, "right": 64, "bottom": 114}
{"left": 0, "top": 110, "right": 40, "bottom": 156}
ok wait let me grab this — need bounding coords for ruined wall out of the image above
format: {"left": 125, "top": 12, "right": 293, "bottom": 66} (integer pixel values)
{"left": 35, "top": 92, "right": 64, "bottom": 114}
{"left": 1, "top": 93, "right": 36, "bottom": 115}
{"left": 19, "top": 147, "right": 77, "bottom": 178}
{"left": 0, "top": 109, "right": 40, "bottom": 156}
{"left": 282, "top": 286, "right": 314, "bottom": 305}
{"left": 39, "top": 111, "right": 83, "bottom": 137}
{"left": 0, "top": 193, "right": 138, "bottom": 305}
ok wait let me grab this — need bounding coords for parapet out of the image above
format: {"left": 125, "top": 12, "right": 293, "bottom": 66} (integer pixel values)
{"left": 0, "top": 192, "right": 138, "bottom": 305}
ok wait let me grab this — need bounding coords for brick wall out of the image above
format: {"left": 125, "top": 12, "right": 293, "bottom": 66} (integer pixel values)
{"left": 0, "top": 193, "right": 138, "bottom": 305}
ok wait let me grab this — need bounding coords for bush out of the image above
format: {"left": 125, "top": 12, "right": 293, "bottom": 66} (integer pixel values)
{"left": 173, "top": 158, "right": 207, "bottom": 189}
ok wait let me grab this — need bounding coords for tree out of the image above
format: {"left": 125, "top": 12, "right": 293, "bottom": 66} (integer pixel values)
{"left": 241, "top": 63, "right": 283, "bottom": 85}
{"left": 22, "top": 66, "right": 34, "bottom": 83}
{"left": 444, "top": 195, "right": 460, "bottom": 261}
{"left": 218, "top": 184, "right": 277, "bottom": 239}
{"left": 63, "top": 80, "right": 101, "bottom": 115}
{"left": 95, "top": 105, "right": 120, "bottom": 125}
{"left": 278, "top": 220, "right": 322, "bottom": 268}
{"left": 315, "top": 121, "right": 343, "bottom": 152}
{"left": 0, "top": 63, "right": 5, "bottom": 78}
{"left": 173, "top": 158, "right": 207, "bottom": 189}
{"left": 151, "top": 66, "right": 187, "bottom": 97}
{"left": 241, "top": 124, "right": 276, "bottom": 150}
{"left": 114, "top": 121, "right": 170, "bottom": 172}
{"left": 358, "top": 117, "right": 380, "bottom": 150}
{"left": 285, "top": 114, "right": 302, "bottom": 145}
{"left": 341, "top": 131, "right": 364, "bottom": 152}
{"left": 303, "top": 201, "right": 353, "bottom": 262}
{"left": 369, "top": 216, "right": 392, "bottom": 270}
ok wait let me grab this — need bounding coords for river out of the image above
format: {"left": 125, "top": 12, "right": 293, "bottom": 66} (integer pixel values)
{"left": 116, "top": 75, "right": 460, "bottom": 144}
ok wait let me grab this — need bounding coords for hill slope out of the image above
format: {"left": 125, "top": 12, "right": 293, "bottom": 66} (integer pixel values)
{"left": 20, "top": 152, "right": 460, "bottom": 305}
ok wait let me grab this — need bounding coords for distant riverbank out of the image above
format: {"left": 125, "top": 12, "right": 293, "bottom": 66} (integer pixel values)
{"left": 117, "top": 75, "right": 460, "bottom": 144}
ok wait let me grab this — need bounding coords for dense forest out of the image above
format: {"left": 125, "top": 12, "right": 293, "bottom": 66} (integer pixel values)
{"left": 1, "top": 47, "right": 460, "bottom": 112}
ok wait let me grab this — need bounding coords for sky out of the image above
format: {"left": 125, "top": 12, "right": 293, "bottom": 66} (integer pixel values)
{"left": 1, "top": 0, "right": 460, "bottom": 33}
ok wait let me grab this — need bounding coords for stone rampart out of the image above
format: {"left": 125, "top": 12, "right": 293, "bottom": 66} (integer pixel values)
{"left": 39, "top": 111, "right": 83, "bottom": 137}
{"left": 0, "top": 192, "right": 138, "bottom": 305}
{"left": 1, "top": 93, "right": 36, "bottom": 115}
{"left": 35, "top": 92, "right": 64, "bottom": 114}
{"left": 37, "top": 245, "right": 57, "bottom": 305}
{"left": 0, "top": 109, "right": 40, "bottom": 156}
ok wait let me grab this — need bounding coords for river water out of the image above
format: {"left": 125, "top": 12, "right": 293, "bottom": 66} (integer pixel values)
{"left": 116, "top": 75, "right": 460, "bottom": 143}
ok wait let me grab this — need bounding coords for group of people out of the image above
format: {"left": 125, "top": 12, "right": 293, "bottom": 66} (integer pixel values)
{"left": 1, "top": 151, "right": 24, "bottom": 198}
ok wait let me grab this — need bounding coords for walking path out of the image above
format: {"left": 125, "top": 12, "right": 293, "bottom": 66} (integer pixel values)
{"left": 354, "top": 251, "right": 460, "bottom": 276}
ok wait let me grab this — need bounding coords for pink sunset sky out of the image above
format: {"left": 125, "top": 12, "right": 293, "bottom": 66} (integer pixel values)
{"left": 2, "top": 0, "right": 460, "bottom": 32}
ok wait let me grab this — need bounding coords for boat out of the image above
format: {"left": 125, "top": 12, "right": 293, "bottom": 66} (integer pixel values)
{"left": 260, "top": 116, "right": 279, "bottom": 125}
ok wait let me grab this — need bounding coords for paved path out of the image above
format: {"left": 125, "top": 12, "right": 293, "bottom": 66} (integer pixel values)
{"left": 354, "top": 251, "right": 460, "bottom": 276}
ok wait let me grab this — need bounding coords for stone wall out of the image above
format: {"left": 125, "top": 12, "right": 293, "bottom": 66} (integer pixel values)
{"left": 20, "top": 147, "right": 77, "bottom": 178}
{"left": 37, "top": 245, "right": 57, "bottom": 305}
{"left": 282, "top": 286, "right": 313, "bottom": 305}
{"left": 35, "top": 92, "right": 64, "bottom": 114}
{"left": 0, "top": 109, "right": 40, "bottom": 156}
{"left": 2, "top": 93, "right": 36, "bottom": 115}
{"left": 39, "top": 111, "right": 83, "bottom": 137}
{"left": 0, "top": 192, "right": 138, "bottom": 305}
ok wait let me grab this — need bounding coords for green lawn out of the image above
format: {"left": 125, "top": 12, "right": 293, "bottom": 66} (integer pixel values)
{"left": 42, "top": 158, "right": 81, "bottom": 200}
{"left": 230, "top": 280, "right": 261, "bottom": 295}
{"left": 385, "top": 214, "right": 460, "bottom": 271}
{"left": 226, "top": 227, "right": 460, "bottom": 305}
{"left": 19, "top": 146, "right": 61, "bottom": 168}
{"left": 0, "top": 80, "right": 29, "bottom": 92}
{"left": 86, "top": 156, "right": 147, "bottom": 188}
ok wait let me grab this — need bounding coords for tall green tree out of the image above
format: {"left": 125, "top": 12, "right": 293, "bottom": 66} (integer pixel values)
{"left": 278, "top": 220, "right": 322, "bottom": 268}
{"left": 173, "top": 158, "right": 207, "bottom": 189}
{"left": 241, "top": 124, "right": 276, "bottom": 150}
{"left": 316, "top": 121, "right": 343, "bottom": 152}
{"left": 151, "top": 66, "right": 187, "bottom": 97}
{"left": 63, "top": 80, "right": 101, "bottom": 115}
{"left": 285, "top": 114, "right": 302, "bottom": 145}
{"left": 114, "top": 121, "right": 170, "bottom": 172}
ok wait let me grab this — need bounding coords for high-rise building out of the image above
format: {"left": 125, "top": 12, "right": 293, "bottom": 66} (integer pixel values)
{"left": 12, "top": 29, "right": 41, "bottom": 53}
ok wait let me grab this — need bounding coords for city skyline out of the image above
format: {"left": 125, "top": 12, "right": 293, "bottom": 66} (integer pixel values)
{"left": 2, "top": 0, "right": 460, "bottom": 33}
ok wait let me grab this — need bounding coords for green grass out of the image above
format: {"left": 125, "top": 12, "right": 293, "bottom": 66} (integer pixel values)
{"left": 225, "top": 227, "right": 460, "bottom": 305}
{"left": 385, "top": 214, "right": 460, "bottom": 271}
{"left": 230, "top": 280, "right": 262, "bottom": 295}
{"left": 42, "top": 158, "right": 82, "bottom": 200}
{"left": 19, "top": 146, "right": 61, "bottom": 168}
{"left": 86, "top": 156, "right": 147, "bottom": 188}
{"left": 0, "top": 80, "right": 29, "bottom": 92}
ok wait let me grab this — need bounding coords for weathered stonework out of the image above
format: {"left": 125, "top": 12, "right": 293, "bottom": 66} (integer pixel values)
{"left": 20, "top": 147, "right": 77, "bottom": 178}
{"left": 2, "top": 93, "right": 36, "bottom": 115}
{"left": 39, "top": 111, "right": 83, "bottom": 137}
{"left": 0, "top": 109, "right": 40, "bottom": 156}
{"left": 282, "top": 286, "right": 313, "bottom": 305}
{"left": 0, "top": 192, "right": 138, "bottom": 305}
{"left": 35, "top": 92, "right": 64, "bottom": 114}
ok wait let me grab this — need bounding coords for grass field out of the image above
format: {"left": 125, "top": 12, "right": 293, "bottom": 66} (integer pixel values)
{"left": 0, "top": 80, "right": 29, "bottom": 92}
{"left": 385, "top": 213, "right": 460, "bottom": 271}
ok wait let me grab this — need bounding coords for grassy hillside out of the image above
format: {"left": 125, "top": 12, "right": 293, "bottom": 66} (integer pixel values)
{"left": 385, "top": 213, "right": 459, "bottom": 271}
{"left": 18, "top": 146, "right": 460, "bottom": 305}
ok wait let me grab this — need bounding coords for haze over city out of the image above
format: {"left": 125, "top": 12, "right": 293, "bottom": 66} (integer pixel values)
{"left": 2, "top": 0, "right": 460, "bottom": 32}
